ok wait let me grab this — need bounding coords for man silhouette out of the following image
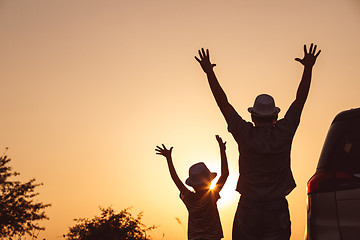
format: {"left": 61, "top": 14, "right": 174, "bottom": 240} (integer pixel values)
{"left": 195, "top": 44, "right": 321, "bottom": 240}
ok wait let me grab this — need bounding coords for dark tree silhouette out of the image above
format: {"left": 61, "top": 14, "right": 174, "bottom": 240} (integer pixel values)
{"left": 64, "top": 207, "right": 156, "bottom": 240}
{"left": 0, "top": 152, "right": 51, "bottom": 239}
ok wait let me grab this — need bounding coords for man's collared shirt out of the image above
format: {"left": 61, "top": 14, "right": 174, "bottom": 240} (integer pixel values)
{"left": 228, "top": 102, "right": 301, "bottom": 201}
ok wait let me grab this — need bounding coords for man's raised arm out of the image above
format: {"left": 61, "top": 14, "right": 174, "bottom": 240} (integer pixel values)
{"left": 195, "top": 48, "right": 235, "bottom": 123}
{"left": 294, "top": 43, "right": 321, "bottom": 114}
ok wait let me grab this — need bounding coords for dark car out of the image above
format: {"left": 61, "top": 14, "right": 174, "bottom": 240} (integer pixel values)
{"left": 306, "top": 107, "right": 360, "bottom": 240}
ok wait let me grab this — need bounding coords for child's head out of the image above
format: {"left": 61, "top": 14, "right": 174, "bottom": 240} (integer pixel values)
{"left": 185, "top": 162, "right": 217, "bottom": 191}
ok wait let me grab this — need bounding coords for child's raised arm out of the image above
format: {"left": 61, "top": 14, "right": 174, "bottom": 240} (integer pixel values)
{"left": 215, "top": 135, "right": 229, "bottom": 191}
{"left": 155, "top": 144, "right": 188, "bottom": 193}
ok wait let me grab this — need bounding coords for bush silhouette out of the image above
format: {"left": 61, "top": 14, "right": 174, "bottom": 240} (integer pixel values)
{"left": 64, "top": 206, "right": 156, "bottom": 240}
{"left": 0, "top": 152, "right": 51, "bottom": 239}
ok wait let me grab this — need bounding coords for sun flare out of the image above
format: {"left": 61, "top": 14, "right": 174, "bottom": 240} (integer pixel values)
{"left": 208, "top": 171, "right": 238, "bottom": 206}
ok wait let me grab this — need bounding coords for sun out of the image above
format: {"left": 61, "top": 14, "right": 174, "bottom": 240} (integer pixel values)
{"left": 217, "top": 174, "right": 238, "bottom": 206}
{"left": 209, "top": 171, "right": 238, "bottom": 206}
{"left": 200, "top": 155, "right": 239, "bottom": 206}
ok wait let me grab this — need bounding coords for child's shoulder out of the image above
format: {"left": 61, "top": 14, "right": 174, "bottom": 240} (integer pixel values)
{"left": 179, "top": 188, "right": 194, "bottom": 200}
{"left": 208, "top": 188, "right": 221, "bottom": 201}
{"left": 182, "top": 189, "right": 220, "bottom": 201}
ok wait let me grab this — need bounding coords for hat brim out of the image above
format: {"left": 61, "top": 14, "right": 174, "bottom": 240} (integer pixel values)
{"left": 248, "top": 107, "right": 280, "bottom": 118}
{"left": 185, "top": 172, "right": 217, "bottom": 187}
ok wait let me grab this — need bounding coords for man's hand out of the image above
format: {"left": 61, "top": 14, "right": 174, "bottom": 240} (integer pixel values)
{"left": 295, "top": 43, "right": 321, "bottom": 67}
{"left": 195, "top": 48, "right": 216, "bottom": 74}
{"left": 155, "top": 144, "right": 173, "bottom": 159}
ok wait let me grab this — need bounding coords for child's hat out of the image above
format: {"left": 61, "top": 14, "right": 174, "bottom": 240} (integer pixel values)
{"left": 185, "top": 162, "right": 217, "bottom": 187}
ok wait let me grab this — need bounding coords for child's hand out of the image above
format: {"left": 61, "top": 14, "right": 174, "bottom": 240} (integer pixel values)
{"left": 155, "top": 144, "right": 173, "bottom": 159}
{"left": 216, "top": 135, "right": 226, "bottom": 150}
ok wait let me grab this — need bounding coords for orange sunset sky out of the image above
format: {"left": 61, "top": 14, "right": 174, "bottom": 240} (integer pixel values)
{"left": 1, "top": 1, "right": 360, "bottom": 239}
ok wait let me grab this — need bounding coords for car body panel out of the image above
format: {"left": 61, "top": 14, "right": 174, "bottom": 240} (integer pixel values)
{"left": 306, "top": 108, "right": 360, "bottom": 240}
{"left": 306, "top": 192, "right": 341, "bottom": 240}
{"left": 336, "top": 188, "right": 360, "bottom": 238}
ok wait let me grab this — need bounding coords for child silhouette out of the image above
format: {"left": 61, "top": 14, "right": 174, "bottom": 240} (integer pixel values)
{"left": 156, "top": 135, "right": 229, "bottom": 240}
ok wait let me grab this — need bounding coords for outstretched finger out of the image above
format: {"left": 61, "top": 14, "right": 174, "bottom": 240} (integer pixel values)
{"left": 303, "top": 44, "right": 307, "bottom": 55}
{"left": 206, "top": 49, "right": 210, "bottom": 58}
{"left": 198, "top": 50, "right": 203, "bottom": 59}
{"left": 201, "top": 48, "right": 206, "bottom": 58}
{"left": 162, "top": 144, "right": 167, "bottom": 150}
{"left": 312, "top": 45, "right": 317, "bottom": 55}
{"left": 315, "top": 49, "right": 321, "bottom": 58}
{"left": 309, "top": 43, "right": 313, "bottom": 54}
{"left": 194, "top": 56, "right": 201, "bottom": 63}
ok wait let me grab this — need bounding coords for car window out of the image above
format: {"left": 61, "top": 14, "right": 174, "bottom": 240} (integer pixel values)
{"left": 317, "top": 121, "right": 346, "bottom": 169}
{"left": 335, "top": 122, "right": 360, "bottom": 174}
{"left": 334, "top": 138, "right": 360, "bottom": 174}
{"left": 318, "top": 118, "right": 360, "bottom": 174}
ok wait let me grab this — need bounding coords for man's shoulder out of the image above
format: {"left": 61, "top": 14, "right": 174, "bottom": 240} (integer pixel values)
{"left": 275, "top": 103, "right": 302, "bottom": 133}
{"left": 228, "top": 111, "right": 253, "bottom": 130}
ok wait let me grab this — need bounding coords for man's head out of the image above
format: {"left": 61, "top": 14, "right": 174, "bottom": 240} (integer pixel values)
{"left": 248, "top": 94, "right": 280, "bottom": 127}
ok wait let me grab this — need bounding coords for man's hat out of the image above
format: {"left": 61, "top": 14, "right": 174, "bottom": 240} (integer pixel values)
{"left": 248, "top": 94, "right": 280, "bottom": 117}
{"left": 185, "top": 162, "right": 217, "bottom": 187}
